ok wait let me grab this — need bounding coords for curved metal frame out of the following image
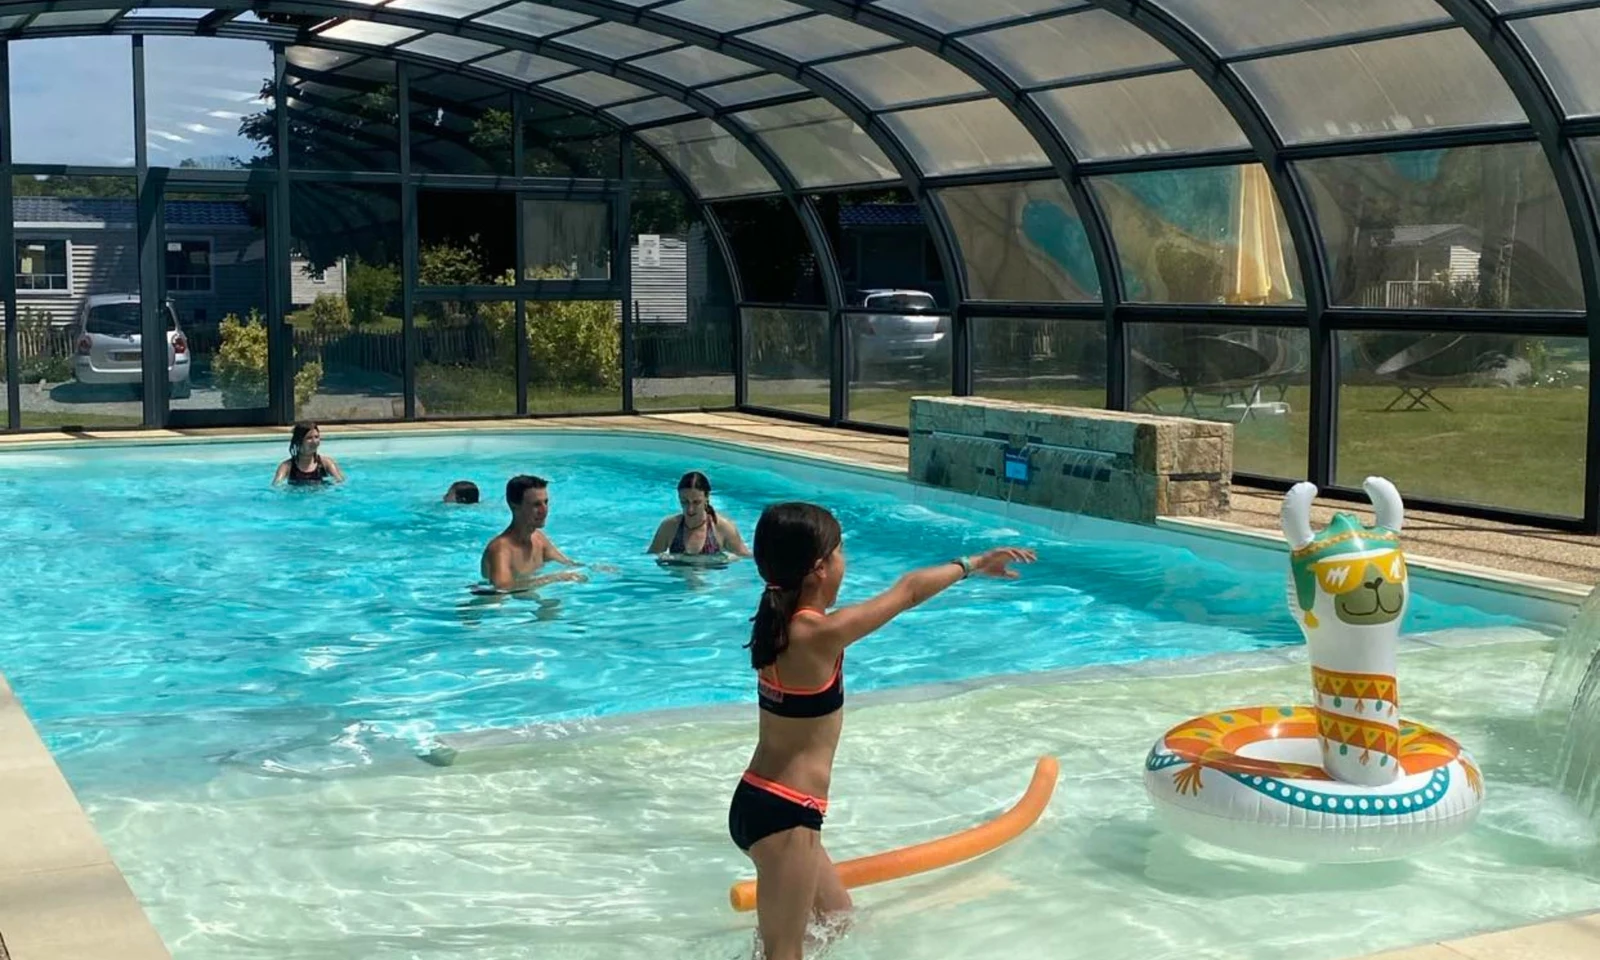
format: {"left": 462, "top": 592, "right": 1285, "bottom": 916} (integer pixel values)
{"left": 4, "top": 0, "right": 1600, "bottom": 527}
{"left": 772, "top": 1, "right": 1125, "bottom": 403}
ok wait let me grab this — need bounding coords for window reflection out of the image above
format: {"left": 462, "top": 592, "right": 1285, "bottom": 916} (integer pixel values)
{"left": 145, "top": 37, "right": 274, "bottom": 170}
{"left": 10, "top": 38, "right": 134, "bottom": 166}
{"left": 1299, "top": 144, "right": 1583, "bottom": 311}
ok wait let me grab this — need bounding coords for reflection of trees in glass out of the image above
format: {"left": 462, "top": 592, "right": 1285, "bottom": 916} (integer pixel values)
{"left": 240, "top": 78, "right": 399, "bottom": 171}
{"left": 713, "top": 197, "right": 823, "bottom": 304}
{"left": 1302, "top": 145, "right": 1582, "bottom": 310}
{"left": 14, "top": 175, "right": 135, "bottom": 198}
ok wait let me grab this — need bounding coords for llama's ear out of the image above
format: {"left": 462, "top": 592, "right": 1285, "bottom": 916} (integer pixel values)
{"left": 1281, "top": 482, "right": 1318, "bottom": 549}
{"left": 1363, "top": 477, "right": 1404, "bottom": 533}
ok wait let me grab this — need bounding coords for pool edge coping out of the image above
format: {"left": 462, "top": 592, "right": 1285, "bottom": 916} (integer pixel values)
{"left": 0, "top": 420, "right": 1594, "bottom": 960}
{"left": 0, "top": 672, "right": 171, "bottom": 959}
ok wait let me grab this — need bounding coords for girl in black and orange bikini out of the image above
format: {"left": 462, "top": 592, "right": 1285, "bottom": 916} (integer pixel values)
{"left": 729, "top": 501, "right": 1034, "bottom": 960}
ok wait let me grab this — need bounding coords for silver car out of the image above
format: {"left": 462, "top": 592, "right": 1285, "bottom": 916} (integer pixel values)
{"left": 72, "top": 293, "right": 192, "bottom": 398}
{"left": 851, "top": 289, "right": 948, "bottom": 372}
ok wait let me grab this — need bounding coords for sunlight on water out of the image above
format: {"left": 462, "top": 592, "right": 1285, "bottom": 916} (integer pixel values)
{"left": 0, "top": 431, "right": 1580, "bottom": 960}
{"left": 82, "top": 639, "right": 1599, "bottom": 960}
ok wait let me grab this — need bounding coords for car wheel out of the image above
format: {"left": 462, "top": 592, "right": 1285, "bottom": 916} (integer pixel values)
{"left": 170, "top": 380, "right": 192, "bottom": 400}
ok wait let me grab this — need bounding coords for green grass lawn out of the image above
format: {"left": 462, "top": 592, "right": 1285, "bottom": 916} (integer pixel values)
{"left": 13, "top": 366, "right": 1582, "bottom": 518}
{"left": 757, "top": 379, "right": 1587, "bottom": 518}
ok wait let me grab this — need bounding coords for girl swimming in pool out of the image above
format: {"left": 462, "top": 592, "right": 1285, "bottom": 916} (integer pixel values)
{"left": 646, "top": 471, "right": 750, "bottom": 562}
{"left": 272, "top": 421, "right": 345, "bottom": 486}
{"left": 729, "top": 501, "right": 1034, "bottom": 959}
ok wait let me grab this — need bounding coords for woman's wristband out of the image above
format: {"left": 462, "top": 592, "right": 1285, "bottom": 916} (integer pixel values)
{"left": 952, "top": 556, "right": 973, "bottom": 579}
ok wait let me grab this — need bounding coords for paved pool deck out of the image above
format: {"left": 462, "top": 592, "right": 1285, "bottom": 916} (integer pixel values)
{"left": 0, "top": 411, "right": 1593, "bottom": 960}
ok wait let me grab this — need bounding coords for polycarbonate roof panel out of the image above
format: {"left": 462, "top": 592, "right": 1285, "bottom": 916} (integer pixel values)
{"left": 936, "top": 179, "right": 1101, "bottom": 302}
{"left": 605, "top": 96, "right": 695, "bottom": 126}
{"left": 399, "top": 33, "right": 503, "bottom": 64}
{"left": 656, "top": 0, "right": 807, "bottom": 34}
{"left": 872, "top": 0, "right": 1085, "bottom": 33}
{"left": 475, "top": 50, "right": 573, "bottom": 83}
{"left": 1033, "top": 71, "right": 1247, "bottom": 160}
{"left": 1491, "top": 0, "right": 1585, "bottom": 10}
{"left": 740, "top": 15, "right": 898, "bottom": 63}
{"left": 541, "top": 71, "right": 652, "bottom": 107}
{"left": 881, "top": 99, "right": 1051, "bottom": 177}
{"left": 734, "top": 99, "right": 899, "bottom": 187}
{"left": 638, "top": 119, "right": 781, "bottom": 199}
{"left": 1151, "top": 0, "right": 1451, "bottom": 58}
{"left": 386, "top": 0, "right": 507, "bottom": 16}
{"left": 815, "top": 48, "right": 984, "bottom": 111}
{"left": 124, "top": 7, "right": 209, "bottom": 17}
{"left": 1235, "top": 29, "right": 1525, "bottom": 145}
{"left": 701, "top": 73, "right": 809, "bottom": 107}
{"left": 552, "top": 22, "right": 679, "bottom": 59}
{"left": 1513, "top": 11, "right": 1600, "bottom": 118}
{"left": 630, "top": 46, "right": 757, "bottom": 87}
{"left": 317, "top": 20, "right": 422, "bottom": 47}
{"left": 27, "top": 9, "right": 118, "bottom": 28}
{"left": 960, "top": 9, "right": 1179, "bottom": 88}
{"left": 475, "top": 3, "right": 595, "bottom": 38}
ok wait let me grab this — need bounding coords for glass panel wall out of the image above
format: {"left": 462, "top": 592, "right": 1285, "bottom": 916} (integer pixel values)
{"left": 1298, "top": 144, "right": 1583, "bottom": 311}
{"left": 284, "top": 48, "right": 400, "bottom": 173}
{"left": 409, "top": 72, "right": 514, "bottom": 177}
{"left": 745, "top": 308, "right": 829, "bottom": 416}
{"left": 630, "top": 183, "right": 736, "bottom": 411}
{"left": 1127, "top": 323, "right": 1310, "bottom": 481}
{"left": 418, "top": 190, "right": 517, "bottom": 286}
{"left": 144, "top": 37, "right": 275, "bottom": 170}
{"left": 414, "top": 298, "right": 518, "bottom": 418}
{"left": 526, "top": 299, "right": 622, "bottom": 414}
{"left": 972, "top": 317, "right": 1105, "bottom": 409}
{"left": 14, "top": 175, "right": 143, "bottom": 429}
{"left": 10, "top": 38, "right": 134, "bottom": 166}
{"left": 1092, "top": 165, "right": 1304, "bottom": 305}
{"left": 1336, "top": 332, "right": 1588, "bottom": 517}
{"left": 289, "top": 182, "right": 405, "bottom": 420}
{"left": 937, "top": 181, "right": 1101, "bottom": 303}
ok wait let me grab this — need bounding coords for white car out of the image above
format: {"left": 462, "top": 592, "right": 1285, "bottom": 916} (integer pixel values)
{"left": 72, "top": 293, "right": 192, "bottom": 398}
{"left": 851, "top": 288, "right": 949, "bottom": 372}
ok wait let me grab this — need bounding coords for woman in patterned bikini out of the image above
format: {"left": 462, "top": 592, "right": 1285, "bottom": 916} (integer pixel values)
{"left": 646, "top": 471, "right": 750, "bottom": 561}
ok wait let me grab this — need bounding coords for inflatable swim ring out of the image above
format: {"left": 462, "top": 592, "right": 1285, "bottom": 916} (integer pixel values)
{"left": 1143, "top": 477, "right": 1484, "bottom": 863}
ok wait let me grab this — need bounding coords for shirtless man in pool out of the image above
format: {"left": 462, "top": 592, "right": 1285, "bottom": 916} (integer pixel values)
{"left": 479, "top": 475, "right": 586, "bottom": 592}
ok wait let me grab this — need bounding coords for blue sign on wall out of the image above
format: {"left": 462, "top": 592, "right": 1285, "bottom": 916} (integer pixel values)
{"left": 1003, "top": 448, "right": 1030, "bottom": 485}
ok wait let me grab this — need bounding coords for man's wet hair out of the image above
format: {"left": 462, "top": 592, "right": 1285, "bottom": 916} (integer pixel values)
{"left": 506, "top": 474, "right": 549, "bottom": 507}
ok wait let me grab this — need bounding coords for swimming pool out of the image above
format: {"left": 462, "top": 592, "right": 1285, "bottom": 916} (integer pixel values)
{"left": 0, "top": 429, "right": 1587, "bottom": 960}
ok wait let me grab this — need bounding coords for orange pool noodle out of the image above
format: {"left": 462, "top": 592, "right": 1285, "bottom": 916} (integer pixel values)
{"left": 728, "top": 755, "right": 1059, "bottom": 912}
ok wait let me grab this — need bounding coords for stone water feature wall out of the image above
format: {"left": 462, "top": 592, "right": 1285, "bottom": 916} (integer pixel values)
{"left": 908, "top": 397, "right": 1233, "bottom": 524}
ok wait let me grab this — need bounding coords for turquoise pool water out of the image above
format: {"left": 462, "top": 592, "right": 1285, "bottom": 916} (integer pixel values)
{"left": 1, "top": 430, "right": 1591, "bottom": 960}
{"left": 0, "top": 431, "right": 1530, "bottom": 796}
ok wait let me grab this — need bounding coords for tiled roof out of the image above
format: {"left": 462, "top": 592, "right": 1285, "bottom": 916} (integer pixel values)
{"left": 838, "top": 203, "right": 924, "bottom": 228}
{"left": 13, "top": 195, "right": 256, "bottom": 227}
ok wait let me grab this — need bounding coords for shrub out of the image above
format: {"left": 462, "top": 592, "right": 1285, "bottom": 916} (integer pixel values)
{"left": 346, "top": 258, "right": 399, "bottom": 328}
{"left": 214, "top": 311, "right": 270, "bottom": 409}
{"left": 215, "top": 310, "right": 324, "bottom": 409}
{"left": 295, "top": 359, "right": 324, "bottom": 410}
{"left": 303, "top": 293, "right": 351, "bottom": 335}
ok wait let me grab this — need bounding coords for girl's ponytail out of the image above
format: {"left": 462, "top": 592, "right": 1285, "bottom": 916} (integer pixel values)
{"left": 746, "top": 585, "right": 798, "bottom": 669}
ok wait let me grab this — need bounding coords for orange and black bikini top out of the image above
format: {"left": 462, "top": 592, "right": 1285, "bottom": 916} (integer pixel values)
{"left": 757, "top": 608, "right": 844, "bottom": 719}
